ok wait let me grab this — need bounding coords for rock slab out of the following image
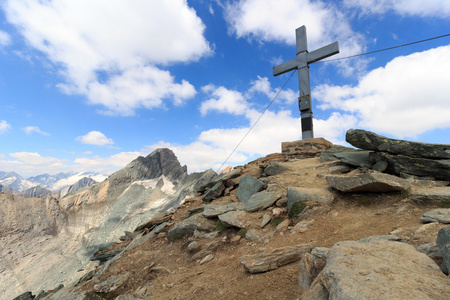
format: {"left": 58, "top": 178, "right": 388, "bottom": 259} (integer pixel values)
{"left": 421, "top": 209, "right": 450, "bottom": 224}
{"left": 236, "top": 175, "right": 264, "bottom": 203}
{"left": 346, "top": 129, "right": 450, "bottom": 159}
{"left": 287, "top": 187, "right": 334, "bottom": 214}
{"left": 304, "top": 240, "right": 450, "bottom": 299}
{"left": 168, "top": 213, "right": 215, "bottom": 241}
{"left": 243, "top": 191, "right": 282, "bottom": 212}
{"left": 239, "top": 244, "right": 312, "bottom": 273}
{"left": 326, "top": 171, "right": 411, "bottom": 193}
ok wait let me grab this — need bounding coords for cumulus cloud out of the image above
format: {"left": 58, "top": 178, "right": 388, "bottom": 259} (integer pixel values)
{"left": 224, "top": 0, "right": 367, "bottom": 75}
{"left": 3, "top": 0, "right": 211, "bottom": 115}
{"left": 0, "top": 30, "right": 11, "bottom": 47}
{"left": 23, "top": 126, "right": 50, "bottom": 136}
{"left": 74, "top": 151, "right": 141, "bottom": 168}
{"left": 0, "top": 120, "right": 11, "bottom": 133}
{"left": 200, "top": 84, "right": 249, "bottom": 115}
{"left": 344, "top": 0, "right": 450, "bottom": 18}
{"left": 314, "top": 45, "right": 450, "bottom": 138}
{"left": 76, "top": 131, "right": 114, "bottom": 146}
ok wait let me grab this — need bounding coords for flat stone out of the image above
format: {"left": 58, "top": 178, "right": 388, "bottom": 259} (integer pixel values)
{"left": 236, "top": 175, "right": 265, "bottom": 203}
{"left": 307, "top": 240, "right": 450, "bottom": 299}
{"left": 243, "top": 191, "right": 282, "bottom": 212}
{"left": 202, "top": 202, "right": 242, "bottom": 218}
{"left": 326, "top": 171, "right": 411, "bottom": 193}
{"left": 287, "top": 187, "right": 334, "bottom": 214}
{"left": 281, "top": 138, "right": 332, "bottom": 158}
{"left": 168, "top": 213, "right": 215, "bottom": 241}
{"left": 334, "top": 151, "right": 373, "bottom": 168}
{"left": 94, "top": 273, "right": 129, "bottom": 293}
{"left": 199, "top": 254, "right": 214, "bottom": 265}
{"left": 218, "top": 211, "right": 250, "bottom": 229}
{"left": 239, "top": 244, "right": 312, "bottom": 273}
{"left": 346, "top": 128, "right": 450, "bottom": 159}
{"left": 437, "top": 226, "right": 450, "bottom": 274}
{"left": 264, "top": 162, "right": 290, "bottom": 176}
{"left": 421, "top": 209, "right": 450, "bottom": 224}
{"left": 410, "top": 187, "right": 450, "bottom": 203}
{"left": 245, "top": 229, "right": 259, "bottom": 241}
{"left": 370, "top": 152, "right": 450, "bottom": 181}
{"left": 260, "top": 214, "right": 271, "bottom": 228}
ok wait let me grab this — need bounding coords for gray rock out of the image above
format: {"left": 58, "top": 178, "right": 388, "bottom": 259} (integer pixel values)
{"left": 287, "top": 187, "right": 334, "bottom": 214}
{"left": 319, "top": 145, "right": 356, "bottom": 162}
{"left": 328, "top": 164, "right": 351, "bottom": 174}
{"left": 236, "top": 175, "right": 264, "bottom": 203}
{"left": 370, "top": 151, "right": 450, "bottom": 181}
{"left": 307, "top": 240, "right": 450, "bottom": 299}
{"left": 334, "top": 151, "right": 373, "bottom": 168}
{"left": 436, "top": 226, "right": 450, "bottom": 274}
{"left": 13, "top": 292, "right": 35, "bottom": 300}
{"left": 260, "top": 214, "right": 271, "bottom": 228}
{"left": 326, "top": 171, "right": 411, "bottom": 193}
{"left": 188, "top": 241, "right": 200, "bottom": 253}
{"left": 421, "top": 209, "right": 450, "bottom": 224}
{"left": 202, "top": 181, "right": 225, "bottom": 202}
{"left": 245, "top": 229, "right": 260, "bottom": 241}
{"left": 417, "top": 242, "right": 443, "bottom": 267}
{"left": 239, "top": 244, "right": 313, "bottom": 273}
{"left": 168, "top": 213, "right": 215, "bottom": 241}
{"left": 203, "top": 231, "right": 219, "bottom": 239}
{"left": 411, "top": 187, "right": 450, "bottom": 204}
{"left": 93, "top": 273, "right": 129, "bottom": 293}
{"left": 115, "top": 294, "right": 146, "bottom": 300}
{"left": 358, "top": 234, "right": 405, "bottom": 243}
{"left": 346, "top": 128, "right": 450, "bottom": 159}
{"left": 298, "top": 250, "right": 327, "bottom": 291}
{"left": 218, "top": 211, "right": 250, "bottom": 229}
{"left": 243, "top": 191, "right": 282, "bottom": 212}
{"left": 199, "top": 254, "right": 214, "bottom": 265}
{"left": 264, "top": 162, "right": 290, "bottom": 176}
{"left": 202, "top": 202, "right": 242, "bottom": 218}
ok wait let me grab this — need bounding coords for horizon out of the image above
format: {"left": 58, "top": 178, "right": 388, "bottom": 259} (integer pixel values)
{"left": 1, "top": 0, "right": 450, "bottom": 177}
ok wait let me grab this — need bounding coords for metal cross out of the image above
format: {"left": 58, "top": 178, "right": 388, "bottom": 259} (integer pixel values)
{"left": 273, "top": 26, "right": 339, "bottom": 140}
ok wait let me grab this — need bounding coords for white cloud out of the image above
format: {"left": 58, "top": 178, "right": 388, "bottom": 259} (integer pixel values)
{"left": 247, "top": 76, "right": 297, "bottom": 105}
{"left": 0, "top": 120, "right": 11, "bottom": 133}
{"left": 344, "top": 0, "right": 450, "bottom": 18}
{"left": 224, "top": 0, "right": 367, "bottom": 74}
{"left": 314, "top": 45, "right": 450, "bottom": 138}
{"left": 0, "top": 30, "right": 11, "bottom": 47}
{"left": 23, "top": 126, "right": 50, "bottom": 136}
{"left": 9, "top": 152, "right": 62, "bottom": 166}
{"left": 76, "top": 131, "right": 114, "bottom": 146}
{"left": 75, "top": 151, "right": 141, "bottom": 168}
{"left": 3, "top": 0, "right": 211, "bottom": 115}
{"left": 200, "top": 84, "right": 249, "bottom": 115}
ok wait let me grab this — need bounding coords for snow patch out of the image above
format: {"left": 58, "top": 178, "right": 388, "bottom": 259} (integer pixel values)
{"left": 132, "top": 175, "right": 175, "bottom": 194}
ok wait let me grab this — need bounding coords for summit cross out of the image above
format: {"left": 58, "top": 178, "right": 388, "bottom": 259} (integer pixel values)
{"left": 273, "top": 26, "right": 339, "bottom": 140}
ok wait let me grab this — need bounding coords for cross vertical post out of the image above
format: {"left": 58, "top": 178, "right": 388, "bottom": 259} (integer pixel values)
{"left": 273, "top": 25, "right": 339, "bottom": 140}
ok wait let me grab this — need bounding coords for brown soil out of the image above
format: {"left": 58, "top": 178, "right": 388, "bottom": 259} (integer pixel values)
{"left": 79, "top": 156, "right": 447, "bottom": 300}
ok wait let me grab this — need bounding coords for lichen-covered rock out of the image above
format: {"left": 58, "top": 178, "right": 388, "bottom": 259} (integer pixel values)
{"left": 346, "top": 129, "right": 450, "bottom": 159}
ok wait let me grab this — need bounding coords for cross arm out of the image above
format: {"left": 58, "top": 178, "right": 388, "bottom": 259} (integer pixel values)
{"left": 306, "top": 42, "right": 339, "bottom": 64}
{"left": 273, "top": 57, "right": 300, "bottom": 76}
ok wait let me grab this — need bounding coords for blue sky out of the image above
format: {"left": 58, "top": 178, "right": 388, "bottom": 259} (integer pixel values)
{"left": 0, "top": 0, "right": 450, "bottom": 177}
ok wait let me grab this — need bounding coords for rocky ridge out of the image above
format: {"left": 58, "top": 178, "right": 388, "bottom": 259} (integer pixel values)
{"left": 6, "top": 130, "right": 450, "bottom": 300}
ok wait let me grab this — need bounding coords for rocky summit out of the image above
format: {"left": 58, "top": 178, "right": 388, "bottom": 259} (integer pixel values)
{"left": 3, "top": 131, "right": 450, "bottom": 300}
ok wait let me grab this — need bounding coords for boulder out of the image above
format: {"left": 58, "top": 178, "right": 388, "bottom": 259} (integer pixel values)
{"left": 287, "top": 187, "right": 334, "bottom": 215}
{"left": 93, "top": 273, "right": 129, "bottom": 293}
{"left": 436, "top": 226, "right": 450, "bottom": 274}
{"left": 218, "top": 211, "right": 250, "bottom": 229}
{"left": 243, "top": 191, "right": 283, "bottom": 212}
{"left": 346, "top": 129, "right": 450, "bottom": 159}
{"left": 264, "top": 162, "right": 290, "bottom": 176}
{"left": 202, "top": 181, "right": 225, "bottom": 202}
{"left": 236, "top": 175, "right": 264, "bottom": 203}
{"left": 370, "top": 152, "right": 450, "bottom": 181}
{"left": 168, "top": 214, "right": 215, "bottom": 241}
{"left": 305, "top": 240, "right": 450, "bottom": 299}
{"left": 281, "top": 138, "right": 332, "bottom": 158}
{"left": 421, "top": 209, "right": 450, "bottom": 224}
{"left": 239, "top": 244, "right": 312, "bottom": 273}
{"left": 326, "top": 171, "right": 411, "bottom": 193}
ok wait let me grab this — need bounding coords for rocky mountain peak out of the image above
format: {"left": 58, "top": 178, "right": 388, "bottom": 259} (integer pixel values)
{"left": 111, "top": 148, "right": 187, "bottom": 185}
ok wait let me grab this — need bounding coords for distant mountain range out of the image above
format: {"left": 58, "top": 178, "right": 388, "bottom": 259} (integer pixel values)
{"left": 0, "top": 171, "right": 107, "bottom": 198}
